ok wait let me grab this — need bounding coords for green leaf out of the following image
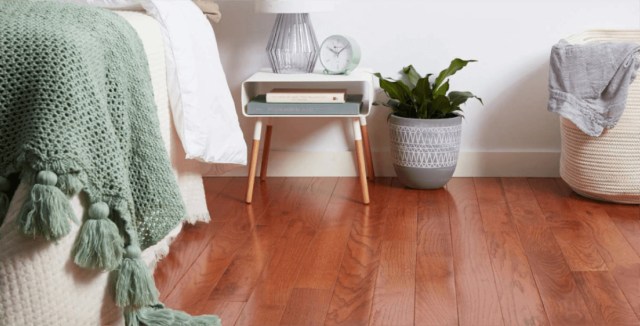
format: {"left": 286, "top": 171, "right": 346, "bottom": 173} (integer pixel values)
{"left": 401, "top": 65, "right": 421, "bottom": 88}
{"left": 412, "top": 74, "right": 433, "bottom": 102}
{"left": 374, "top": 73, "right": 413, "bottom": 104}
{"left": 433, "top": 58, "right": 476, "bottom": 93}
{"left": 375, "top": 59, "right": 480, "bottom": 119}
{"left": 431, "top": 95, "right": 452, "bottom": 118}
{"left": 417, "top": 101, "right": 430, "bottom": 119}
{"left": 396, "top": 102, "right": 418, "bottom": 118}
{"left": 433, "top": 80, "right": 449, "bottom": 97}
{"left": 448, "top": 91, "right": 483, "bottom": 107}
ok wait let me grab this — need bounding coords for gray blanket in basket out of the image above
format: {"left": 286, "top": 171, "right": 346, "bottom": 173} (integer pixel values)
{"left": 548, "top": 39, "right": 640, "bottom": 136}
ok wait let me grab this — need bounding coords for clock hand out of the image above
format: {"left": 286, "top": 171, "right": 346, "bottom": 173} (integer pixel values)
{"left": 337, "top": 45, "right": 350, "bottom": 55}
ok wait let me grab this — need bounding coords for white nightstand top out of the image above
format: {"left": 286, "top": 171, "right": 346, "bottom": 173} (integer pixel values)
{"left": 244, "top": 68, "right": 375, "bottom": 83}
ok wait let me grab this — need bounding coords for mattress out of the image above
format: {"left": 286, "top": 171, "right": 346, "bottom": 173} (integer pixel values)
{"left": 0, "top": 11, "right": 208, "bottom": 326}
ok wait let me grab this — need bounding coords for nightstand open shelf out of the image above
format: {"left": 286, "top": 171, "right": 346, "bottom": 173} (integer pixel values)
{"left": 241, "top": 69, "right": 375, "bottom": 204}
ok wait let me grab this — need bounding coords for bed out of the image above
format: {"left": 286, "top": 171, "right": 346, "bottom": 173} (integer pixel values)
{"left": 0, "top": 1, "right": 245, "bottom": 325}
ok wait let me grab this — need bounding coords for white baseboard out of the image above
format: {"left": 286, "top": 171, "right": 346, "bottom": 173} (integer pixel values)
{"left": 211, "top": 150, "right": 561, "bottom": 177}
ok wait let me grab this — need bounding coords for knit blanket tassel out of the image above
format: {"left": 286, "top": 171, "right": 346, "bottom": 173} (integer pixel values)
{"left": 72, "top": 202, "right": 124, "bottom": 271}
{"left": 17, "top": 171, "right": 78, "bottom": 241}
{"left": 117, "top": 245, "right": 222, "bottom": 326}
{"left": 126, "top": 305, "right": 221, "bottom": 326}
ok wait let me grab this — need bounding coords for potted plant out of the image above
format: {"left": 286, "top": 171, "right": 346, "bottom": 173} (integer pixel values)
{"left": 374, "top": 58, "right": 482, "bottom": 189}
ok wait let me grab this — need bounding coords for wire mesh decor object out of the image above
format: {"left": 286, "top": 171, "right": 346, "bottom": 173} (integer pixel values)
{"left": 267, "top": 13, "right": 319, "bottom": 74}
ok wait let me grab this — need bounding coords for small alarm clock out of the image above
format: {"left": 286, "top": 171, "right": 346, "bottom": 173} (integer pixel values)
{"left": 319, "top": 35, "right": 361, "bottom": 75}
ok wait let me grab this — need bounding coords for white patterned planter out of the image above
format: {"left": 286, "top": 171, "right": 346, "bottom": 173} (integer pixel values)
{"left": 388, "top": 114, "right": 462, "bottom": 188}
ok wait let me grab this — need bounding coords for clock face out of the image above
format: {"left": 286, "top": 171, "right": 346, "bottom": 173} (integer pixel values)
{"left": 319, "top": 35, "right": 360, "bottom": 74}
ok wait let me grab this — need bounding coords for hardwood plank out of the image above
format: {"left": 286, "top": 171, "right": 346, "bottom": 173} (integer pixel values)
{"left": 203, "top": 177, "right": 235, "bottom": 212}
{"left": 279, "top": 288, "right": 332, "bottom": 326}
{"left": 156, "top": 177, "right": 638, "bottom": 326}
{"left": 294, "top": 224, "right": 353, "bottom": 290}
{"left": 554, "top": 179, "right": 640, "bottom": 320}
{"left": 382, "top": 204, "right": 417, "bottom": 241}
{"left": 603, "top": 203, "right": 640, "bottom": 258}
{"left": 324, "top": 178, "right": 393, "bottom": 326}
{"left": 415, "top": 258, "right": 456, "bottom": 326}
{"left": 446, "top": 178, "right": 504, "bottom": 326}
{"left": 286, "top": 180, "right": 374, "bottom": 302}
{"left": 154, "top": 221, "right": 224, "bottom": 300}
{"left": 573, "top": 271, "right": 639, "bottom": 325}
{"left": 157, "top": 177, "right": 246, "bottom": 300}
{"left": 207, "top": 224, "right": 284, "bottom": 302}
{"left": 154, "top": 177, "right": 233, "bottom": 297}
{"left": 281, "top": 178, "right": 382, "bottom": 326}
{"left": 235, "top": 219, "right": 317, "bottom": 326}
{"left": 255, "top": 178, "right": 316, "bottom": 227}
{"left": 416, "top": 189, "right": 453, "bottom": 258}
{"left": 528, "top": 178, "right": 607, "bottom": 272}
{"left": 196, "top": 300, "right": 245, "bottom": 326}
{"left": 551, "top": 224, "right": 608, "bottom": 272}
{"left": 212, "top": 177, "right": 284, "bottom": 223}
{"left": 474, "top": 178, "right": 550, "bottom": 326}
{"left": 370, "top": 240, "right": 416, "bottom": 326}
{"left": 161, "top": 177, "right": 287, "bottom": 311}
{"left": 209, "top": 178, "right": 335, "bottom": 302}
{"left": 474, "top": 178, "right": 516, "bottom": 230}
{"left": 502, "top": 178, "right": 595, "bottom": 325}
{"left": 162, "top": 222, "right": 252, "bottom": 313}
{"left": 415, "top": 189, "right": 457, "bottom": 326}
{"left": 293, "top": 177, "right": 339, "bottom": 228}
{"left": 370, "top": 179, "right": 417, "bottom": 326}
{"left": 486, "top": 230, "right": 553, "bottom": 325}
{"left": 314, "top": 177, "right": 363, "bottom": 228}
{"left": 294, "top": 178, "right": 363, "bottom": 292}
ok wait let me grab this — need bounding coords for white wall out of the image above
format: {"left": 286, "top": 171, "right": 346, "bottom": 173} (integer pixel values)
{"left": 211, "top": 0, "right": 640, "bottom": 177}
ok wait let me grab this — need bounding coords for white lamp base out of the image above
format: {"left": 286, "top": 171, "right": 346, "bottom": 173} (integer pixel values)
{"left": 267, "top": 13, "right": 319, "bottom": 74}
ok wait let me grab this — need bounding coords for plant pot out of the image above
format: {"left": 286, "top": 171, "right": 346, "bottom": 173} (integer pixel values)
{"left": 388, "top": 114, "right": 462, "bottom": 189}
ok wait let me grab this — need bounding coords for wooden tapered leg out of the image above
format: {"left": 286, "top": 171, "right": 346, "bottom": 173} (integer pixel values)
{"left": 246, "top": 119, "right": 263, "bottom": 204}
{"left": 353, "top": 118, "right": 370, "bottom": 204}
{"left": 260, "top": 124, "right": 273, "bottom": 182}
{"left": 359, "top": 117, "right": 375, "bottom": 181}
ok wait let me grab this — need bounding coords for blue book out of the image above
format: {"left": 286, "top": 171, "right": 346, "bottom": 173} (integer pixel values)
{"left": 247, "top": 94, "right": 363, "bottom": 115}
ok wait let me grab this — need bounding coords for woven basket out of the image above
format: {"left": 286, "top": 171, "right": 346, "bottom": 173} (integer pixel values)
{"left": 560, "top": 30, "right": 640, "bottom": 204}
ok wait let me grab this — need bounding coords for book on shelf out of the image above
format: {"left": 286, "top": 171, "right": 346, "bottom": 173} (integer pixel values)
{"left": 266, "top": 88, "right": 347, "bottom": 103}
{"left": 247, "top": 94, "right": 363, "bottom": 115}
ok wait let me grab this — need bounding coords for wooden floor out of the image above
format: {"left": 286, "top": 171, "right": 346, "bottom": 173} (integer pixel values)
{"left": 154, "top": 177, "right": 640, "bottom": 326}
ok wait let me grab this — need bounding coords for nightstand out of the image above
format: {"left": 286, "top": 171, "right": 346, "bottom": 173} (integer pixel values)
{"left": 241, "top": 69, "right": 375, "bottom": 205}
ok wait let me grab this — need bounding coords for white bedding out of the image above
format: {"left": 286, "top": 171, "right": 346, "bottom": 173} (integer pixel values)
{"left": 59, "top": 0, "right": 247, "bottom": 166}
{"left": 144, "top": 0, "right": 247, "bottom": 165}
{"left": 0, "top": 10, "right": 212, "bottom": 326}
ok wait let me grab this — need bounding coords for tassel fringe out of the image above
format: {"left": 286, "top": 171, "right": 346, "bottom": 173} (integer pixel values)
{"left": 125, "top": 305, "right": 221, "bottom": 326}
{"left": 17, "top": 171, "right": 77, "bottom": 240}
{"left": 57, "top": 173, "right": 83, "bottom": 196}
{"left": 115, "top": 245, "right": 158, "bottom": 308}
{"left": 72, "top": 202, "right": 123, "bottom": 270}
{"left": 7, "top": 171, "right": 222, "bottom": 324}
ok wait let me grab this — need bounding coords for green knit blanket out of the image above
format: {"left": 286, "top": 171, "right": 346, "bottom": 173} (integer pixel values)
{"left": 0, "top": 1, "right": 218, "bottom": 325}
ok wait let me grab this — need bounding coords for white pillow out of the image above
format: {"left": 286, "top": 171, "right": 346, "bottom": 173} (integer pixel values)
{"left": 142, "top": 0, "right": 248, "bottom": 165}
{"left": 61, "top": 0, "right": 143, "bottom": 10}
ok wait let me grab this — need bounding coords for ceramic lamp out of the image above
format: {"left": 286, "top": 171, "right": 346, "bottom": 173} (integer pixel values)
{"left": 255, "top": 0, "right": 334, "bottom": 74}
